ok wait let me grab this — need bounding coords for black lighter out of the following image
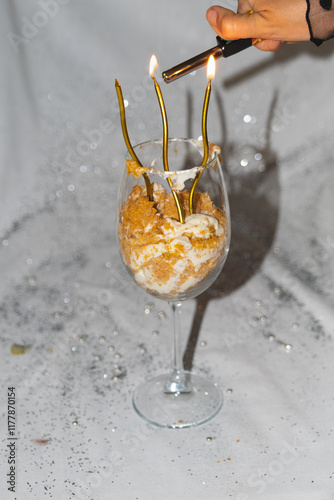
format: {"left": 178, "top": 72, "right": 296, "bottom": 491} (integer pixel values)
{"left": 162, "top": 37, "right": 254, "bottom": 83}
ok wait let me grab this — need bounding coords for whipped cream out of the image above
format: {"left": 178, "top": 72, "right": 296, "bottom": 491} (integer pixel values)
{"left": 130, "top": 214, "right": 225, "bottom": 293}
{"left": 119, "top": 183, "right": 227, "bottom": 298}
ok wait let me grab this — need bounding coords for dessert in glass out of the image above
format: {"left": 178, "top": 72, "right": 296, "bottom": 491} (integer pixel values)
{"left": 117, "top": 137, "right": 230, "bottom": 428}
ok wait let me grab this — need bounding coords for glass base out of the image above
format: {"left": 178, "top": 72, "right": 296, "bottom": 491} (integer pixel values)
{"left": 132, "top": 371, "right": 223, "bottom": 428}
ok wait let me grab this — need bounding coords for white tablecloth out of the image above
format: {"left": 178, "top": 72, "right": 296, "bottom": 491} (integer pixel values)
{"left": 1, "top": 1, "right": 334, "bottom": 499}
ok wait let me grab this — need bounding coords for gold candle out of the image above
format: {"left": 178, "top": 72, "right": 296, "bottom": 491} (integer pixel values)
{"left": 115, "top": 79, "right": 152, "bottom": 201}
{"left": 150, "top": 55, "right": 184, "bottom": 224}
{"left": 189, "top": 55, "right": 215, "bottom": 214}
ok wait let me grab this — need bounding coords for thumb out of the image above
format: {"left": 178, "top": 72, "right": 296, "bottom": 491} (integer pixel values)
{"left": 206, "top": 6, "right": 257, "bottom": 40}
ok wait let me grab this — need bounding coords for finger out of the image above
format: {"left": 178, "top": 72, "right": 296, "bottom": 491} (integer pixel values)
{"left": 236, "top": 0, "right": 253, "bottom": 15}
{"left": 206, "top": 6, "right": 261, "bottom": 40}
{"left": 254, "top": 39, "right": 286, "bottom": 52}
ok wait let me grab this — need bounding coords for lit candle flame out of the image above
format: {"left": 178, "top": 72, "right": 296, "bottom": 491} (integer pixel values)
{"left": 207, "top": 55, "right": 215, "bottom": 80}
{"left": 149, "top": 54, "right": 158, "bottom": 76}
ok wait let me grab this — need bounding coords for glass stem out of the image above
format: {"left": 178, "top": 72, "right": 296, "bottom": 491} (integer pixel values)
{"left": 165, "top": 301, "right": 191, "bottom": 393}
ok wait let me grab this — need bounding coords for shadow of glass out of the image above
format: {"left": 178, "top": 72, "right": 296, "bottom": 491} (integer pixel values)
{"left": 183, "top": 88, "right": 280, "bottom": 371}
{"left": 223, "top": 38, "right": 334, "bottom": 88}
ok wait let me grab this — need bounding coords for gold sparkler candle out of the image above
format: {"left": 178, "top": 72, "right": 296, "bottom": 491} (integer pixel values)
{"left": 189, "top": 55, "right": 216, "bottom": 214}
{"left": 149, "top": 55, "right": 184, "bottom": 224}
{"left": 115, "top": 79, "right": 153, "bottom": 201}
{"left": 115, "top": 55, "right": 216, "bottom": 221}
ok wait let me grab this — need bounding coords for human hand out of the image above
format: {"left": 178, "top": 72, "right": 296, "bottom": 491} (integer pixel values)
{"left": 206, "top": 0, "right": 310, "bottom": 51}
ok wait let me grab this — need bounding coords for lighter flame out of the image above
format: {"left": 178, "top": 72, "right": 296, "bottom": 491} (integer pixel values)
{"left": 207, "top": 55, "right": 215, "bottom": 80}
{"left": 149, "top": 54, "right": 158, "bottom": 76}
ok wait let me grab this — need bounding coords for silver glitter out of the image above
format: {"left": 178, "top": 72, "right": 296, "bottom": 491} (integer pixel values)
{"left": 113, "top": 330, "right": 119, "bottom": 336}
{"left": 256, "top": 300, "right": 262, "bottom": 306}
{"left": 72, "top": 420, "right": 78, "bottom": 426}
{"left": 152, "top": 330, "right": 159, "bottom": 337}
{"left": 99, "top": 336, "right": 106, "bottom": 343}
{"left": 113, "top": 365, "right": 126, "bottom": 380}
{"left": 243, "top": 114, "right": 251, "bottom": 123}
{"left": 206, "top": 437, "right": 213, "bottom": 442}
{"left": 250, "top": 316, "right": 260, "bottom": 326}
{"left": 158, "top": 311, "right": 166, "bottom": 320}
{"left": 67, "top": 184, "right": 75, "bottom": 192}
{"left": 108, "top": 345, "right": 115, "bottom": 352}
{"left": 226, "top": 388, "right": 233, "bottom": 394}
{"left": 200, "top": 341, "right": 207, "bottom": 347}
{"left": 114, "top": 352, "right": 122, "bottom": 359}
{"left": 145, "top": 302, "right": 154, "bottom": 314}
{"left": 273, "top": 247, "right": 280, "bottom": 254}
{"left": 139, "top": 344, "right": 147, "bottom": 354}
{"left": 103, "top": 373, "right": 108, "bottom": 379}
{"left": 90, "top": 142, "right": 97, "bottom": 150}
{"left": 94, "top": 355, "right": 101, "bottom": 361}
{"left": 80, "top": 165, "right": 87, "bottom": 172}
{"left": 240, "top": 158, "right": 248, "bottom": 167}
{"left": 71, "top": 346, "right": 77, "bottom": 352}
{"left": 264, "top": 332, "right": 275, "bottom": 341}
{"left": 255, "top": 153, "right": 263, "bottom": 161}
{"left": 292, "top": 322, "right": 299, "bottom": 329}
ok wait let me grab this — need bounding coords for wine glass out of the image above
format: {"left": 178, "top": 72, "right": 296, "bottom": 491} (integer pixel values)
{"left": 117, "top": 137, "right": 231, "bottom": 428}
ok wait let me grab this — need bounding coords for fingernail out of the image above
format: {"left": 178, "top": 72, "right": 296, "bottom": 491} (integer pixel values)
{"left": 206, "top": 7, "right": 218, "bottom": 27}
